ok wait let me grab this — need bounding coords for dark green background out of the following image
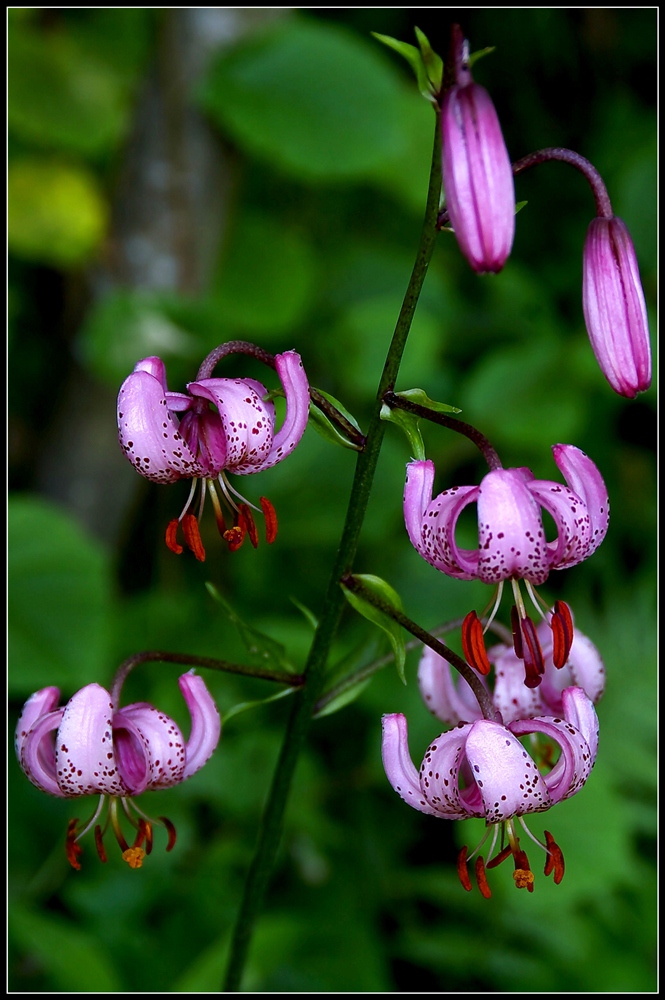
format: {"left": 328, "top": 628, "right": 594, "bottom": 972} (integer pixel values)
{"left": 9, "top": 9, "right": 656, "bottom": 992}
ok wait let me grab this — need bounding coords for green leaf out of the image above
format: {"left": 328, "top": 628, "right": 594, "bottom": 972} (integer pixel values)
{"left": 290, "top": 596, "right": 319, "bottom": 630}
{"left": 413, "top": 27, "right": 443, "bottom": 92}
{"left": 313, "top": 676, "right": 373, "bottom": 719}
{"left": 394, "top": 387, "right": 462, "bottom": 413}
{"left": 10, "top": 906, "right": 123, "bottom": 992}
{"left": 468, "top": 45, "right": 496, "bottom": 69}
{"left": 222, "top": 685, "right": 295, "bottom": 724}
{"left": 206, "top": 583, "right": 296, "bottom": 673}
{"left": 8, "top": 496, "right": 111, "bottom": 696}
{"left": 341, "top": 575, "right": 406, "bottom": 684}
{"left": 371, "top": 32, "right": 434, "bottom": 103}
{"left": 198, "top": 20, "right": 407, "bottom": 181}
{"left": 515, "top": 200, "right": 528, "bottom": 214}
{"left": 308, "top": 388, "right": 364, "bottom": 451}
{"left": 8, "top": 159, "right": 107, "bottom": 267}
{"left": 380, "top": 402, "right": 426, "bottom": 461}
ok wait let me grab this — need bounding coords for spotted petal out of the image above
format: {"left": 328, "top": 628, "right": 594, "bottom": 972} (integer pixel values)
{"left": 114, "top": 702, "right": 186, "bottom": 792}
{"left": 381, "top": 714, "right": 440, "bottom": 816}
{"left": 404, "top": 461, "right": 479, "bottom": 579}
{"left": 256, "top": 350, "right": 310, "bottom": 471}
{"left": 419, "top": 725, "right": 484, "bottom": 818}
{"left": 118, "top": 369, "right": 203, "bottom": 483}
{"left": 179, "top": 672, "right": 221, "bottom": 779}
{"left": 18, "top": 706, "right": 64, "bottom": 796}
{"left": 15, "top": 686, "right": 60, "bottom": 760}
{"left": 188, "top": 378, "right": 274, "bottom": 472}
{"left": 55, "top": 684, "right": 130, "bottom": 797}
{"left": 477, "top": 468, "right": 550, "bottom": 584}
{"left": 490, "top": 642, "right": 545, "bottom": 724}
{"left": 464, "top": 720, "right": 553, "bottom": 821}
{"left": 552, "top": 444, "right": 610, "bottom": 559}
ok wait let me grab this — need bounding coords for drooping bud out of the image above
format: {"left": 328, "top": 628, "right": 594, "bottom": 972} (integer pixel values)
{"left": 582, "top": 215, "right": 651, "bottom": 398}
{"left": 441, "top": 29, "right": 515, "bottom": 274}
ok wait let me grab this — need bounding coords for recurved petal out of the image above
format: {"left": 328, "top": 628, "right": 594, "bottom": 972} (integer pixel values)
{"left": 419, "top": 724, "right": 483, "bottom": 818}
{"left": 19, "top": 707, "right": 65, "bottom": 795}
{"left": 115, "top": 702, "right": 186, "bottom": 791}
{"left": 562, "top": 685, "right": 599, "bottom": 765}
{"left": 476, "top": 468, "right": 550, "bottom": 584}
{"left": 256, "top": 350, "right": 310, "bottom": 471}
{"left": 404, "top": 460, "right": 435, "bottom": 552}
{"left": 526, "top": 480, "right": 591, "bottom": 569}
{"left": 418, "top": 646, "right": 484, "bottom": 726}
{"left": 118, "top": 370, "right": 203, "bottom": 483}
{"left": 133, "top": 356, "right": 168, "bottom": 390}
{"left": 552, "top": 445, "right": 609, "bottom": 558}
{"left": 179, "top": 673, "right": 221, "bottom": 779}
{"left": 15, "top": 686, "right": 60, "bottom": 759}
{"left": 189, "top": 378, "right": 274, "bottom": 471}
{"left": 55, "top": 684, "right": 129, "bottom": 797}
{"left": 464, "top": 720, "right": 552, "bottom": 820}
{"left": 404, "top": 461, "right": 479, "bottom": 579}
{"left": 381, "top": 714, "right": 440, "bottom": 816}
{"left": 490, "top": 644, "right": 545, "bottom": 724}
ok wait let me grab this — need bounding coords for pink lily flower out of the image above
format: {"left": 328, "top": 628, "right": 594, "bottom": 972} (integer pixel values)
{"left": 441, "top": 33, "right": 515, "bottom": 273}
{"left": 583, "top": 215, "right": 652, "bottom": 398}
{"left": 382, "top": 685, "right": 598, "bottom": 896}
{"left": 117, "top": 350, "right": 309, "bottom": 559}
{"left": 418, "top": 618, "right": 605, "bottom": 727}
{"left": 404, "top": 445, "right": 609, "bottom": 687}
{"left": 15, "top": 672, "right": 221, "bottom": 869}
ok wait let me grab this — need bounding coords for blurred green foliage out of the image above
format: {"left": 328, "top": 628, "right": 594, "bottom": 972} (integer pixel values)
{"left": 9, "top": 9, "right": 656, "bottom": 993}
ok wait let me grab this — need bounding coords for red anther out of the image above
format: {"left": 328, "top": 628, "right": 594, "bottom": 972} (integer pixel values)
{"left": 224, "top": 521, "right": 245, "bottom": 552}
{"left": 65, "top": 818, "right": 83, "bottom": 871}
{"left": 461, "top": 610, "right": 492, "bottom": 675}
{"left": 94, "top": 824, "right": 108, "bottom": 863}
{"left": 159, "top": 816, "right": 177, "bottom": 852}
{"left": 520, "top": 616, "right": 545, "bottom": 687}
{"left": 239, "top": 504, "right": 259, "bottom": 548}
{"left": 260, "top": 496, "right": 278, "bottom": 544}
{"left": 510, "top": 605, "right": 523, "bottom": 659}
{"left": 551, "top": 600, "right": 574, "bottom": 669}
{"left": 165, "top": 519, "right": 183, "bottom": 555}
{"left": 475, "top": 855, "right": 492, "bottom": 898}
{"left": 486, "top": 844, "right": 512, "bottom": 869}
{"left": 133, "top": 818, "right": 152, "bottom": 853}
{"left": 143, "top": 821, "right": 154, "bottom": 856}
{"left": 181, "top": 514, "right": 206, "bottom": 562}
{"left": 543, "top": 830, "right": 565, "bottom": 884}
{"left": 456, "top": 846, "right": 473, "bottom": 891}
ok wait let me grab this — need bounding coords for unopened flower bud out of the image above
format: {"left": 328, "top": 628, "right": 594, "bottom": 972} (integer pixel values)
{"left": 441, "top": 68, "right": 515, "bottom": 273}
{"left": 582, "top": 215, "right": 651, "bottom": 398}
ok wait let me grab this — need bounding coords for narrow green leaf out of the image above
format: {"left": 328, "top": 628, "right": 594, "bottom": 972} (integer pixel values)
{"left": 206, "top": 583, "right": 295, "bottom": 672}
{"left": 313, "top": 677, "right": 372, "bottom": 719}
{"left": 380, "top": 402, "right": 425, "bottom": 460}
{"left": 394, "top": 387, "right": 462, "bottom": 413}
{"left": 515, "top": 200, "right": 528, "bottom": 214}
{"left": 341, "top": 574, "right": 406, "bottom": 684}
{"left": 222, "top": 686, "right": 295, "bottom": 724}
{"left": 414, "top": 27, "right": 443, "bottom": 91}
{"left": 468, "top": 46, "right": 496, "bottom": 69}
{"left": 308, "top": 389, "right": 364, "bottom": 451}
{"left": 290, "top": 596, "right": 319, "bottom": 630}
{"left": 371, "top": 32, "right": 436, "bottom": 103}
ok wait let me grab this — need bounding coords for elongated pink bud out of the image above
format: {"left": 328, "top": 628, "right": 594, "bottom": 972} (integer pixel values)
{"left": 441, "top": 77, "right": 515, "bottom": 273}
{"left": 582, "top": 215, "right": 651, "bottom": 398}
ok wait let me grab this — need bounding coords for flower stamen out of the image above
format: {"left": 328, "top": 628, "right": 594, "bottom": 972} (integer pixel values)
{"left": 551, "top": 600, "right": 574, "bottom": 668}
{"left": 461, "top": 610, "right": 492, "bottom": 674}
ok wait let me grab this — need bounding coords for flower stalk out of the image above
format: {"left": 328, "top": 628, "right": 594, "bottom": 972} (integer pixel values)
{"left": 222, "top": 113, "right": 443, "bottom": 993}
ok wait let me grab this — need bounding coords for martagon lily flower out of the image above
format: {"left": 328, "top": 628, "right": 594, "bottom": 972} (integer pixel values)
{"left": 15, "top": 672, "right": 220, "bottom": 870}
{"left": 404, "top": 444, "right": 609, "bottom": 686}
{"left": 382, "top": 685, "right": 599, "bottom": 896}
{"left": 117, "top": 348, "right": 309, "bottom": 560}
{"left": 441, "top": 26, "right": 515, "bottom": 273}
{"left": 419, "top": 616, "right": 605, "bottom": 727}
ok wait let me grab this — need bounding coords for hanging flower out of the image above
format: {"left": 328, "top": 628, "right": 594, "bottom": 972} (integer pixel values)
{"left": 117, "top": 349, "right": 309, "bottom": 560}
{"left": 404, "top": 444, "right": 608, "bottom": 686}
{"left": 382, "top": 685, "right": 598, "bottom": 896}
{"left": 441, "top": 33, "right": 515, "bottom": 273}
{"left": 419, "top": 616, "right": 604, "bottom": 727}
{"left": 15, "top": 672, "right": 221, "bottom": 869}
{"left": 583, "top": 215, "right": 651, "bottom": 398}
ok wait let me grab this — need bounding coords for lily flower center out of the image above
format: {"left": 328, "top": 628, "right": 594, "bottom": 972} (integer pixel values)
{"left": 65, "top": 794, "right": 177, "bottom": 870}
{"left": 458, "top": 816, "right": 565, "bottom": 897}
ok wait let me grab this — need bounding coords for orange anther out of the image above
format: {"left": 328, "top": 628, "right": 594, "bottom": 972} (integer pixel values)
{"left": 461, "top": 610, "right": 492, "bottom": 675}
{"left": 543, "top": 830, "right": 565, "bottom": 884}
{"left": 65, "top": 818, "right": 83, "bottom": 871}
{"left": 224, "top": 524, "right": 245, "bottom": 552}
{"left": 456, "top": 846, "right": 472, "bottom": 891}
{"left": 121, "top": 846, "right": 146, "bottom": 869}
{"left": 239, "top": 504, "right": 259, "bottom": 548}
{"left": 551, "top": 600, "right": 574, "bottom": 669}
{"left": 260, "top": 496, "right": 278, "bottom": 544}
{"left": 165, "top": 519, "right": 183, "bottom": 555}
{"left": 182, "top": 514, "right": 206, "bottom": 562}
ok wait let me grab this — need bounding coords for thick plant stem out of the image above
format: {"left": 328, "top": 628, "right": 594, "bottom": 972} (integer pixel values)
{"left": 222, "top": 116, "right": 442, "bottom": 992}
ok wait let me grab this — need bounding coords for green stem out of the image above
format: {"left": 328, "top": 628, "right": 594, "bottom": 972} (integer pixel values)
{"left": 110, "top": 651, "right": 303, "bottom": 709}
{"left": 222, "top": 114, "right": 442, "bottom": 992}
